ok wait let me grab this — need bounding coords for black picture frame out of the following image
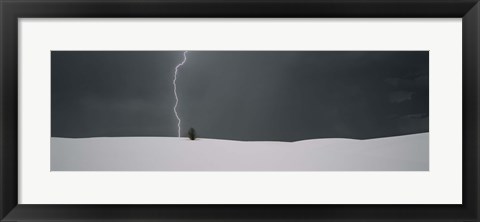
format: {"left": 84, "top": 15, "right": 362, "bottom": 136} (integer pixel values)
{"left": 1, "top": 0, "right": 479, "bottom": 221}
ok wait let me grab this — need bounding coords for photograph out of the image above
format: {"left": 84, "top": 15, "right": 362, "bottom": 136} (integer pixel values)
{"left": 51, "top": 51, "right": 429, "bottom": 171}
{"left": 3, "top": 0, "right": 478, "bottom": 220}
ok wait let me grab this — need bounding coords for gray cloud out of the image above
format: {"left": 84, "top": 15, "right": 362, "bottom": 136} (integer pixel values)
{"left": 52, "top": 51, "right": 429, "bottom": 141}
{"left": 389, "top": 91, "right": 415, "bottom": 103}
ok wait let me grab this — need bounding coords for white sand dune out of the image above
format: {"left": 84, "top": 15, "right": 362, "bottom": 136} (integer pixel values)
{"left": 51, "top": 133, "right": 428, "bottom": 171}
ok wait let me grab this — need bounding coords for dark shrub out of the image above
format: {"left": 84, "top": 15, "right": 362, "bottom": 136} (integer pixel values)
{"left": 187, "top": 128, "right": 196, "bottom": 140}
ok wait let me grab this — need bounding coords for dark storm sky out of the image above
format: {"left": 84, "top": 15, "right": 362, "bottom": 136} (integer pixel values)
{"left": 51, "top": 51, "right": 428, "bottom": 141}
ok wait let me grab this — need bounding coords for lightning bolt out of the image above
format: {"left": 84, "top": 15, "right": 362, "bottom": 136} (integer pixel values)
{"left": 173, "top": 51, "right": 188, "bottom": 137}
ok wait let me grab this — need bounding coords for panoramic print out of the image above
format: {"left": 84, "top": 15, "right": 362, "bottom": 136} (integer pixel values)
{"left": 51, "top": 51, "right": 429, "bottom": 171}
